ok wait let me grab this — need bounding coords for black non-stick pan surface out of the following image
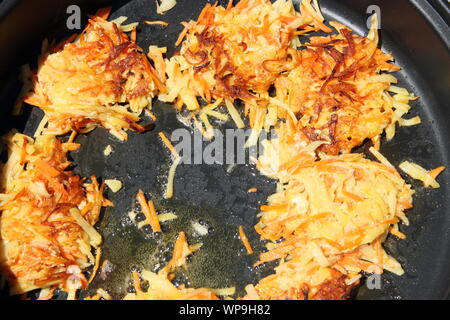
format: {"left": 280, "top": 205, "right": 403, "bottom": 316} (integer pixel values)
{"left": 0, "top": 0, "right": 449, "bottom": 300}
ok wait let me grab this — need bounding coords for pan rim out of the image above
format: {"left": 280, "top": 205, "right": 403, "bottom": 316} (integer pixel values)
{"left": 411, "top": 0, "right": 450, "bottom": 50}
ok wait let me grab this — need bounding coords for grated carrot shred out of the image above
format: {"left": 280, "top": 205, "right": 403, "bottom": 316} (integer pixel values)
{"left": 144, "top": 20, "right": 169, "bottom": 27}
{"left": 88, "top": 247, "right": 102, "bottom": 284}
{"left": 239, "top": 225, "right": 254, "bottom": 255}
{"left": 132, "top": 272, "right": 142, "bottom": 293}
{"left": 68, "top": 130, "right": 77, "bottom": 143}
{"left": 131, "top": 27, "right": 137, "bottom": 43}
{"left": 429, "top": 166, "right": 445, "bottom": 179}
{"left": 136, "top": 191, "right": 162, "bottom": 233}
{"left": 175, "top": 23, "right": 189, "bottom": 46}
{"left": 158, "top": 131, "right": 180, "bottom": 158}
{"left": 19, "top": 137, "right": 28, "bottom": 165}
{"left": 260, "top": 204, "right": 287, "bottom": 212}
{"left": 145, "top": 109, "right": 157, "bottom": 121}
{"left": 167, "top": 231, "right": 187, "bottom": 270}
{"left": 390, "top": 228, "right": 407, "bottom": 240}
{"left": 34, "top": 160, "right": 61, "bottom": 178}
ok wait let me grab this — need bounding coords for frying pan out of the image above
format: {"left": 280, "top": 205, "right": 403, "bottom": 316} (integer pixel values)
{"left": 0, "top": 0, "right": 449, "bottom": 300}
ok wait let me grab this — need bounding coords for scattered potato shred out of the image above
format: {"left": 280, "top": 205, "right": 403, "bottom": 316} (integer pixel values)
{"left": 156, "top": 0, "right": 177, "bottom": 15}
